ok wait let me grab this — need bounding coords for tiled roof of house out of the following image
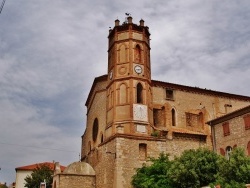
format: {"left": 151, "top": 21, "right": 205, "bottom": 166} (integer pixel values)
{"left": 15, "top": 162, "right": 66, "bottom": 172}
{"left": 206, "top": 105, "right": 250, "bottom": 125}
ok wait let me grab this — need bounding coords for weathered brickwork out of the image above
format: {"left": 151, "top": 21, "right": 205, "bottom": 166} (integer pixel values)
{"left": 53, "top": 174, "right": 95, "bottom": 188}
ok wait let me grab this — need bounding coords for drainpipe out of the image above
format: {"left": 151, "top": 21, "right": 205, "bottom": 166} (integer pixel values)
{"left": 210, "top": 122, "right": 217, "bottom": 152}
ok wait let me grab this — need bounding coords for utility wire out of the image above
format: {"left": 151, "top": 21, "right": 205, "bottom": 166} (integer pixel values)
{"left": 0, "top": 141, "right": 79, "bottom": 153}
{"left": 0, "top": 0, "right": 6, "bottom": 14}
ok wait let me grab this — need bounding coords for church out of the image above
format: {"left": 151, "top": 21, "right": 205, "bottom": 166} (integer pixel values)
{"left": 80, "top": 16, "right": 250, "bottom": 188}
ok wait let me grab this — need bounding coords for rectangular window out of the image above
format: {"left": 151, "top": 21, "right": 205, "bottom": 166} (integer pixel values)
{"left": 139, "top": 143, "right": 147, "bottom": 160}
{"left": 166, "top": 89, "right": 174, "bottom": 100}
{"left": 222, "top": 122, "right": 230, "bottom": 136}
{"left": 243, "top": 114, "right": 250, "bottom": 130}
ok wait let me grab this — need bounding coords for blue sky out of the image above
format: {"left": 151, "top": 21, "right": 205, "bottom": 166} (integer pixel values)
{"left": 0, "top": 0, "right": 250, "bottom": 185}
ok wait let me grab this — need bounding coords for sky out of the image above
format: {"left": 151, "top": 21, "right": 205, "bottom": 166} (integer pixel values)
{"left": 0, "top": 0, "right": 250, "bottom": 185}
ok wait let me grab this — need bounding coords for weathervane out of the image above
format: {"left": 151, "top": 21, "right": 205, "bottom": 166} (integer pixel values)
{"left": 124, "top": 12, "right": 131, "bottom": 23}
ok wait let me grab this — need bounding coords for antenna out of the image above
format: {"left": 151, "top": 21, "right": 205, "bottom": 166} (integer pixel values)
{"left": 0, "top": 0, "right": 6, "bottom": 14}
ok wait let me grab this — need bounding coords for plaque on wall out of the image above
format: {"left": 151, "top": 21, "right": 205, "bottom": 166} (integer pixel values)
{"left": 136, "top": 124, "right": 147, "bottom": 133}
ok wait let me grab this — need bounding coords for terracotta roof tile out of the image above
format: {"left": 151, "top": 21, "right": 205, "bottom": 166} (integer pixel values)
{"left": 15, "top": 162, "right": 65, "bottom": 172}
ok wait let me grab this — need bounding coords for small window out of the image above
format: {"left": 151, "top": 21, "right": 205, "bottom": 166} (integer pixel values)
{"left": 166, "top": 89, "right": 174, "bottom": 100}
{"left": 222, "top": 122, "right": 230, "bottom": 136}
{"left": 92, "top": 118, "right": 99, "bottom": 142}
{"left": 139, "top": 143, "right": 147, "bottom": 160}
{"left": 243, "top": 114, "right": 250, "bottom": 130}
{"left": 100, "top": 134, "right": 104, "bottom": 143}
{"left": 172, "top": 109, "right": 176, "bottom": 126}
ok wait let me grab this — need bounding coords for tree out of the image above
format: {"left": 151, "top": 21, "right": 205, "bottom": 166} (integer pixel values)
{"left": 211, "top": 148, "right": 250, "bottom": 188}
{"left": 0, "top": 183, "right": 8, "bottom": 188}
{"left": 132, "top": 148, "right": 250, "bottom": 188}
{"left": 131, "top": 153, "right": 172, "bottom": 188}
{"left": 168, "top": 148, "right": 221, "bottom": 188}
{"left": 24, "top": 164, "right": 53, "bottom": 188}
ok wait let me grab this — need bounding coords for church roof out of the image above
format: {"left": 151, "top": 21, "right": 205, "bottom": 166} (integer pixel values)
{"left": 85, "top": 75, "right": 250, "bottom": 107}
{"left": 152, "top": 79, "right": 250, "bottom": 101}
{"left": 15, "top": 162, "right": 65, "bottom": 172}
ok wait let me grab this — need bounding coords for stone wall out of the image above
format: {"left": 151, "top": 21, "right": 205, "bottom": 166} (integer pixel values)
{"left": 54, "top": 174, "right": 95, "bottom": 188}
{"left": 86, "top": 135, "right": 207, "bottom": 188}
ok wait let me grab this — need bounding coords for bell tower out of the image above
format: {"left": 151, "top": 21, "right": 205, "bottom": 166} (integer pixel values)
{"left": 106, "top": 16, "right": 153, "bottom": 137}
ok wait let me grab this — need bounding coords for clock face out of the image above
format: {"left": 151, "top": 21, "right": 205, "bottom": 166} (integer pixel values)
{"left": 133, "top": 104, "right": 148, "bottom": 121}
{"left": 134, "top": 65, "right": 142, "bottom": 74}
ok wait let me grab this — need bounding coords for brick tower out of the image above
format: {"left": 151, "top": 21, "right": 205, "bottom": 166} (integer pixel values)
{"left": 106, "top": 16, "right": 153, "bottom": 138}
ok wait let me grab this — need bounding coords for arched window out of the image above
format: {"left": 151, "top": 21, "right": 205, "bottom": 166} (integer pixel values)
{"left": 172, "top": 108, "right": 176, "bottom": 126}
{"left": 119, "top": 83, "right": 127, "bottom": 104}
{"left": 100, "top": 133, "right": 104, "bottom": 143}
{"left": 92, "top": 118, "right": 99, "bottom": 142}
{"left": 119, "top": 44, "right": 126, "bottom": 63}
{"left": 134, "top": 45, "right": 141, "bottom": 63}
{"left": 136, "top": 83, "right": 143, "bottom": 103}
{"left": 226, "top": 146, "right": 232, "bottom": 160}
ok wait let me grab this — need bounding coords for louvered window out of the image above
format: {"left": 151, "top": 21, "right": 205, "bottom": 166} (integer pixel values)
{"left": 243, "top": 114, "right": 250, "bottom": 130}
{"left": 222, "top": 122, "right": 230, "bottom": 136}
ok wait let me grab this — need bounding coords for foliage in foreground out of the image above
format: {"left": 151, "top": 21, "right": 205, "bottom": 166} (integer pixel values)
{"left": 131, "top": 153, "right": 172, "bottom": 188}
{"left": 168, "top": 148, "right": 221, "bottom": 188}
{"left": 210, "top": 148, "right": 250, "bottom": 188}
{"left": 131, "top": 148, "right": 250, "bottom": 188}
{"left": 0, "top": 184, "right": 8, "bottom": 188}
{"left": 24, "top": 164, "right": 53, "bottom": 188}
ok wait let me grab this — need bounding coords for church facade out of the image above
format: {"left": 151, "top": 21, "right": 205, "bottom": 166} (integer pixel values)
{"left": 81, "top": 17, "right": 250, "bottom": 188}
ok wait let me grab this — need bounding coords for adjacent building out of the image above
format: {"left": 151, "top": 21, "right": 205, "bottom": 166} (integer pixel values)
{"left": 15, "top": 162, "right": 65, "bottom": 188}
{"left": 207, "top": 105, "right": 250, "bottom": 158}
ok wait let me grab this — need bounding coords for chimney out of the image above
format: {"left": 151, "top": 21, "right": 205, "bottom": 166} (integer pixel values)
{"left": 139, "top": 19, "right": 144, "bottom": 26}
{"left": 115, "top": 19, "right": 120, "bottom": 26}
{"left": 127, "top": 16, "right": 132, "bottom": 24}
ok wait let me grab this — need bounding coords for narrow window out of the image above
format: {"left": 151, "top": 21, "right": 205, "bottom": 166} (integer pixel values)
{"left": 139, "top": 143, "right": 147, "bottom": 160}
{"left": 136, "top": 83, "right": 143, "bottom": 103}
{"left": 243, "top": 114, "right": 250, "bottom": 130}
{"left": 100, "top": 134, "right": 104, "bottom": 143}
{"left": 172, "top": 109, "right": 176, "bottom": 126}
{"left": 166, "top": 89, "right": 174, "bottom": 100}
{"left": 92, "top": 118, "right": 99, "bottom": 142}
{"left": 222, "top": 122, "right": 230, "bottom": 136}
